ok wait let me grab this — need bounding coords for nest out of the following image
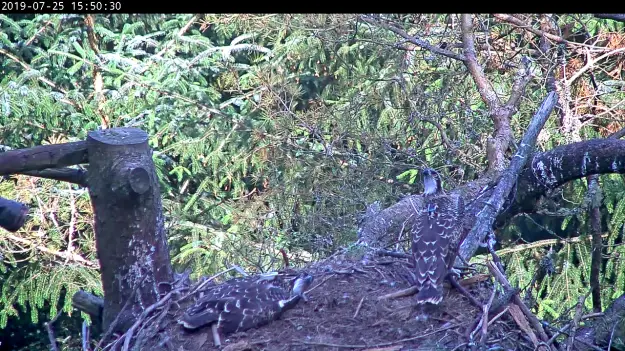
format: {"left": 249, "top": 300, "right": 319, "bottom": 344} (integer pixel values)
{"left": 93, "top": 246, "right": 564, "bottom": 351}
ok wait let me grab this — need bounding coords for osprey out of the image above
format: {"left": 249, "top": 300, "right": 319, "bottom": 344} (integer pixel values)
{"left": 411, "top": 168, "right": 464, "bottom": 305}
{"left": 178, "top": 271, "right": 314, "bottom": 346}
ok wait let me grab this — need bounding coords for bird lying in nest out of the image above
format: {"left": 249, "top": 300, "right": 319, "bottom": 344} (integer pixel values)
{"left": 178, "top": 271, "right": 314, "bottom": 346}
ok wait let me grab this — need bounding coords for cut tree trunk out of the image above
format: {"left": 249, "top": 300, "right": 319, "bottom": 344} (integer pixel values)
{"left": 86, "top": 127, "right": 173, "bottom": 334}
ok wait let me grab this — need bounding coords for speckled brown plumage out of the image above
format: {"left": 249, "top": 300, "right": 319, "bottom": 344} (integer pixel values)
{"left": 178, "top": 271, "right": 313, "bottom": 343}
{"left": 411, "top": 168, "right": 464, "bottom": 305}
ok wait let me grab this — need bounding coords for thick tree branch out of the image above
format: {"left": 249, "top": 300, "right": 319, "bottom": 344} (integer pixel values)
{"left": 515, "top": 138, "right": 625, "bottom": 213}
{"left": 0, "top": 141, "right": 88, "bottom": 176}
{"left": 460, "top": 14, "right": 500, "bottom": 110}
{"left": 461, "top": 14, "right": 533, "bottom": 172}
{"left": 594, "top": 14, "right": 625, "bottom": 23}
{"left": 459, "top": 92, "right": 558, "bottom": 262}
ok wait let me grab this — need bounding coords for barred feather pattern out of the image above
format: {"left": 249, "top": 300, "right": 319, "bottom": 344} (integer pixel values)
{"left": 179, "top": 272, "right": 313, "bottom": 334}
{"left": 411, "top": 193, "right": 463, "bottom": 304}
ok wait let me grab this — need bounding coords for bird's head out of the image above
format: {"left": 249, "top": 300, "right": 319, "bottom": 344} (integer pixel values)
{"left": 290, "top": 272, "right": 314, "bottom": 298}
{"left": 422, "top": 168, "right": 442, "bottom": 196}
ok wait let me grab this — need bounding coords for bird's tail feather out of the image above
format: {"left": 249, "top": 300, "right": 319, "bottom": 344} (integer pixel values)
{"left": 415, "top": 284, "right": 443, "bottom": 305}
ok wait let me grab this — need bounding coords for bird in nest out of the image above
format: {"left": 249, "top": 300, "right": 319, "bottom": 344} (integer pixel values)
{"left": 411, "top": 167, "right": 464, "bottom": 306}
{"left": 178, "top": 271, "right": 314, "bottom": 346}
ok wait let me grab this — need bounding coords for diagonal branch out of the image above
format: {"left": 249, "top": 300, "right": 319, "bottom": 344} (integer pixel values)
{"left": 359, "top": 15, "right": 465, "bottom": 61}
{"left": 493, "top": 14, "right": 567, "bottom": 44}
{"left": 459, "top": 91, "right": 558, "bottom": 262}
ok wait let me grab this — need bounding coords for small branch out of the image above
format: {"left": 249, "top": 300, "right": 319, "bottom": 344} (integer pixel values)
{"left": 82, "top": 320, "right": 90, "bottom": 351}
{"left": 359, "top": 15, "right": 466, "bottom": 61}
{"left": 493, "top": 14, "right": 567, "bottom": 44}
{"left": 20, "top": 167, "right": 88, "bottom": 187}
{"left": 72, "top": 290, "right": 104, "bottom": 321}
{"left": 566, "top": 47, "right": 625, "bottom": 86}
{"left": 46, "top": 310, "right": 63, "bottom": 351}
{"left": 377, "top": 286, "right": 418, "bottom": 300}
{"left": 375, "top": 249, "right": 411, "bottom": 260}
{"left": 566, "top": 295, "right": 586, "bottom": 351}
{"left": 589, "top": 176, "right": 603, "bottom": 313}
{"left": 353, "top": 297, "right": 365, "bottom": 318}
{"left": 473, "top": 233, "right": 608, "bottom": 259}
{"left": 5, "top": 234, "right": 98, "bottom": 268}
{"left": 487, "top": 261, "right": 553, "bottom": 350}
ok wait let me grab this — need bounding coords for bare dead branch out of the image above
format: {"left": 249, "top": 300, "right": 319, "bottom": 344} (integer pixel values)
{"left": 487, "top": 261, "right": 554, "bottom": 350}
{"left": 566, "top": 47, "right": 625, "bottom": 86}
{"left": 460, "top": 14, "right": 500, "bottom": 110}
{"left": 459, "top": 92, "right": 558, "bottom": 262}
{"left": 72, "top": 290, "right": 104, "bottom": 320}
{"left": 515, "top": 138, "right": 625, "bottom": 213}
{"left": 377, "top": 286, "right": 418, "bottom": 300}
{"left": 588, "top": 175, "right": 603, "bottom": 313}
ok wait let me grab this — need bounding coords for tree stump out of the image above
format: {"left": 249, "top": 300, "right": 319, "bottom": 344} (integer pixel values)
{"left": 86, "top": 127, "right": 173, "bottom": 334}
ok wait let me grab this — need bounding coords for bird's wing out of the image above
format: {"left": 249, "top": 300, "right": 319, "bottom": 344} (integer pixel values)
{"left": 411, "top": 195, "right": 457, "bottom": 304}
{"left": 178, "top": 295, "right": 238, "bottom": 329}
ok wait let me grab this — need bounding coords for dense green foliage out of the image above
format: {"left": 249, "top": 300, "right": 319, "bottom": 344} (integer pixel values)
{"left": 1, "top": 14, "right": 624, "bottom": 349}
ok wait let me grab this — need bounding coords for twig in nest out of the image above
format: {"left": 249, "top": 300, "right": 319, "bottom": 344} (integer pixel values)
{"left": 486, "top": 261, "right": 554, "bottom": 351}
{"left": 305, "top": 273, "right": 335, "bottom": 294}
{"left": 375, "top": 249, "right": 411, "bottom": 260}
{"left": 294, "top": 323, "right": 461, "bottom": 348}
{"left": 542, "top": 323, "right": 605, "bottom": 351}
{"left": 468, "top": 286, "right": 496, "bottom": 348}
{"left": 46, "top": 310, "right": 63, "bottom": 351}
{"left": 487, "top": 305, "right": 509, "bottom": 327}
{"left": 353, "top": 297, "right": 365, "bottom": 318}
{"left": 377, "top": 286, "right": 418, "bottom": 300}
{"left": 479, "top": 286, "right": 497, "bottom": 345}
{"left": 96, "top": 283, "right": 141, "bottom": 350}
{"left": 447, "top": 275, "right": 482, "bottom": 308}
{"left": 120, "top": 287, "right": 185, "bottom": 351}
